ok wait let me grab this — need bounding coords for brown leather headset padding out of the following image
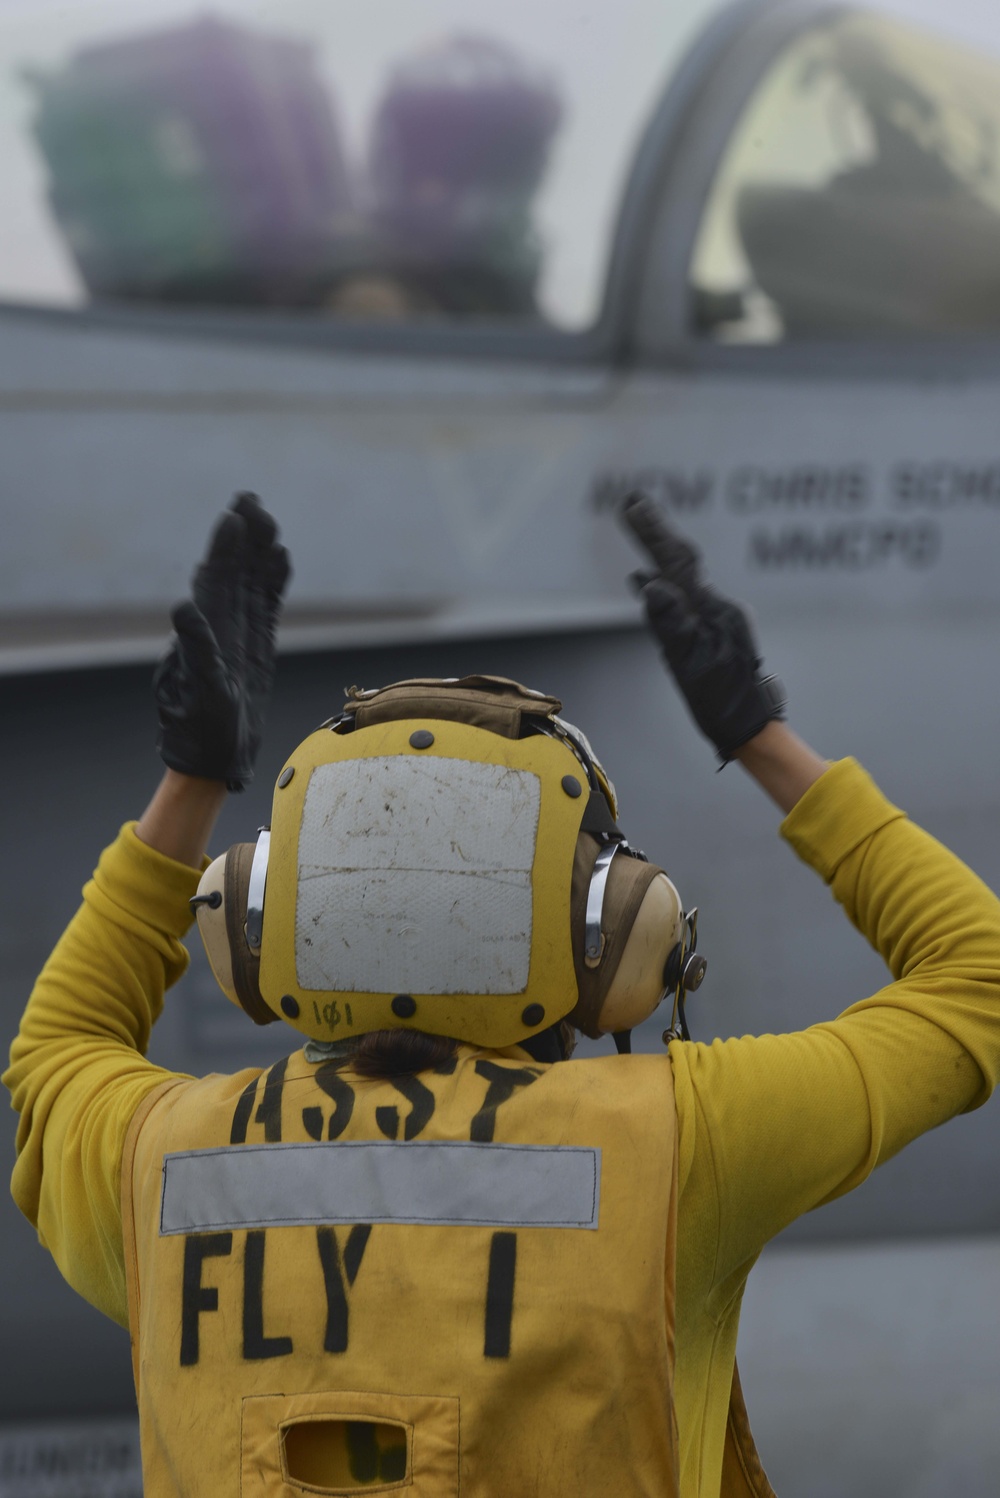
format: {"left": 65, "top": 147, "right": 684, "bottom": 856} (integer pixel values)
{"left": 568, "top": 833, "right": 664, "bottom": 1039}
{"left": 224, "top": 842, "right": 279, "bottom": 1027}
{"left": 344, "top": 676, "right": 564, "bottom": 741}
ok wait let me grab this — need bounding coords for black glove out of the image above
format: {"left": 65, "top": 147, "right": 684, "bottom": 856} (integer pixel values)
{"left": 154, "top": 493, "right": 291, "bottom": 790}
{"left": 620, "top": 492, "right": 785, "bottom": 762}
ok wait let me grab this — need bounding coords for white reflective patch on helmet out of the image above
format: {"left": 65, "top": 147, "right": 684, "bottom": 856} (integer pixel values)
{"left": 295, "top": 757, "right": 540, "bottom": 995}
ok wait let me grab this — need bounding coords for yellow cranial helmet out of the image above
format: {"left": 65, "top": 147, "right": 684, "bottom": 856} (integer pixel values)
{"left": 192, "top": 677, "right": 705, "bottom": 1047}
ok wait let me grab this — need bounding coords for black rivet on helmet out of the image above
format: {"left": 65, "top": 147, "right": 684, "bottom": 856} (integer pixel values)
{"left": 277, "top": 767, "right": 295, "bottom": 788}
{"left": 280, "top": 995, "right": 300, "bottom": 1019}
{"left": 561, "top": 775, "right": 582, "bottom": 798}
{"left": 409, "top": 730, "right": 435, "bottom": 749}
{"left": 392, "top": 994, "right": 417, "bottom": 1018}
{"left": 522, "top": 1003, "right": 545, "bottom": 1026}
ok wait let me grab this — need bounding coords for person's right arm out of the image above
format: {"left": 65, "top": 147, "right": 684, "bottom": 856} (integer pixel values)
{"left": 621, "top": 495, "right": 1000, "bottom": 1297}
{"left": 732, "top": 720, "right": 826, "bottom": 814}
{"left": 672, "top": 754, "right": 997, "bottom": 1303}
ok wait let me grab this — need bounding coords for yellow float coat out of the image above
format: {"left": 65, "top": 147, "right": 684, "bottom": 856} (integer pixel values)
{"left": 123, "top": 1048, "right": 682, "bottom": 1496}
{"left": 7, "top": 760, "right": 1000, "bottom": 1495}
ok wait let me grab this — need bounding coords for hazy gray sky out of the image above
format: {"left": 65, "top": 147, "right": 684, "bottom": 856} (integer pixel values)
{"left": 1, "top": 0, "right": 997, "bottom": 324}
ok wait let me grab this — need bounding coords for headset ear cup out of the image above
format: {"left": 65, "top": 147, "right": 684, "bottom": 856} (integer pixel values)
{"left": 599, "top": 872, "right": 685, "bottom": 1035}
{"left": 223, "top": 842, "right": 279, "bottom": 1026}
{"left": 568, "top": 834, "right": 664, "bottom": 1038}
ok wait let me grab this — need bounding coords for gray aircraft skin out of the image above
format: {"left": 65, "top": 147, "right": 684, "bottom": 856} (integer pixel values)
{"left": 1, "top": 0, "right": 999, "bottom": 1456}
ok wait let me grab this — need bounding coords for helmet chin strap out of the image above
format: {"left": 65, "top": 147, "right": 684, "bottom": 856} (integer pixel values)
{"left": 612, "top": 1031, "right": 632, "bottom": 1055}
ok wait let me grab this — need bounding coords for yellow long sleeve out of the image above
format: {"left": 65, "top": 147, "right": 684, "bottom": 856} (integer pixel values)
{"left": 4, "top": 824, "right": 202, "bottom": 1324}
{"left": 671, "top": 758, "right": 1000, "bottom": 1493}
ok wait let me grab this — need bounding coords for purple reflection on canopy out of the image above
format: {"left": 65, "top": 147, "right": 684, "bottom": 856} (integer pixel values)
{"left": 30, "top": 14, "right": 353, "bottom": 304}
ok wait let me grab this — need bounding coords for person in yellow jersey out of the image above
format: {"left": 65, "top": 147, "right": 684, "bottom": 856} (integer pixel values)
{"left": 7, "top": 490, "right": 1000, "bottom": 1498}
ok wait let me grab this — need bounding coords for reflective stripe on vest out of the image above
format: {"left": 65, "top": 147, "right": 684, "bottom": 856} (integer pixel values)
{"left": 160, "top": 1140, "right": 601, "bottom": 1233}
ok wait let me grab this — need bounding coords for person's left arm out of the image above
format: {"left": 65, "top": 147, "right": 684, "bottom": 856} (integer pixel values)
{"left": 4, "top": 495, "right": 289, "bottom": 1323}
{"left": 3, "top": 792, "right": 218, "bottom": 1323}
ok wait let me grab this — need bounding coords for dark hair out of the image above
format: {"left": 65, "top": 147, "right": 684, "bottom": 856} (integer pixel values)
{"left": 341, "top": 1029, "right": 459, "bottom": 1080}
{"left": 331, "top": 1021, "right": 574, "bottom": 1080}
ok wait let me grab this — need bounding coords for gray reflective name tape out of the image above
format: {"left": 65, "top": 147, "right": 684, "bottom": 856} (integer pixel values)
{"left": 160, "top": 1141, "right": 601, "bottom": 1235}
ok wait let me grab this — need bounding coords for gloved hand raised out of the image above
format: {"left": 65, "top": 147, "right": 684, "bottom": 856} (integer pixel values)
{"left": 154, "top": 493, "right": 291, "bottom": 790}
{"left": 621, "top": 492, "right": 785, "bottom": 763}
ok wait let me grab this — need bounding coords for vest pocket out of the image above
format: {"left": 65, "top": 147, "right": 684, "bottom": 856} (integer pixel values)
{"left": 284, "top": 1418, "right": 407, "bottom": 1488}
{"left": 241, "top": 1390, "right": 460, "bottom": 1496}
